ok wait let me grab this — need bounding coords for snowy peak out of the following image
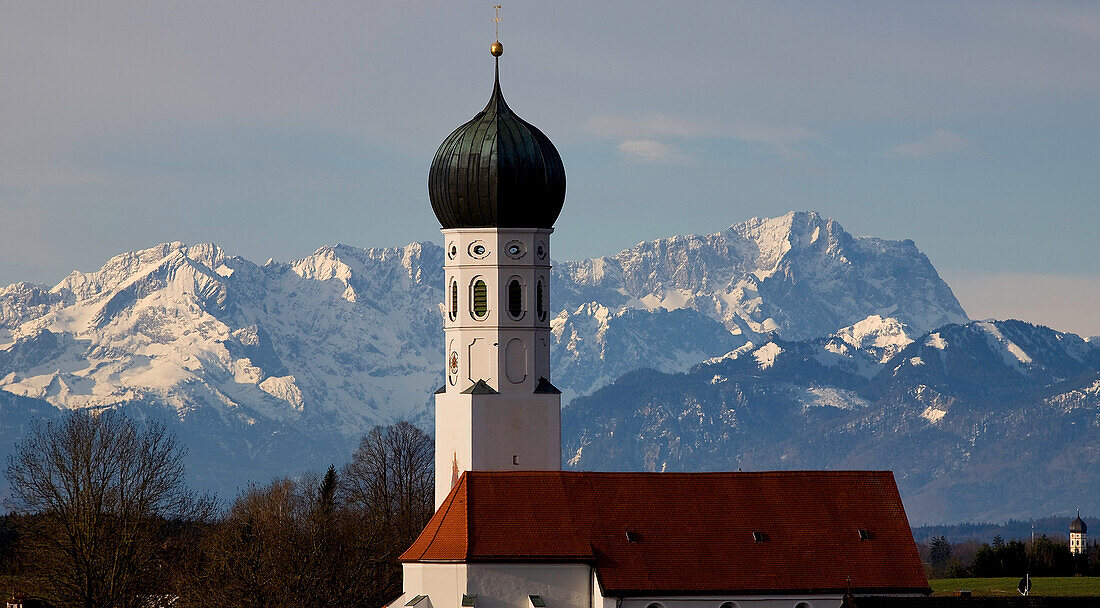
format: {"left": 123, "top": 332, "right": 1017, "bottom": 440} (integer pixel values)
{"left": 877, "top": 319, "right": 1099, "bottom": 397}
{"left": 555, "top": 210, "right": 968, "bottom": 342}
{"left": 0, "top": 212, "right": 978, "bottom": 496}
{"left": 832, "top": 315, "right": 913, "bottom": 363}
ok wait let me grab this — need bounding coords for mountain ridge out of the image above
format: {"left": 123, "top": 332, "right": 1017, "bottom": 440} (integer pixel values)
{"left": 0, "top": 211, "right": 984, "bottom": 506}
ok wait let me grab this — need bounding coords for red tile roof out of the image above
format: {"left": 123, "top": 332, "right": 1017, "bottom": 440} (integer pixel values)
{"left": 400, "top": 471, "right": 929, "bottom": 596}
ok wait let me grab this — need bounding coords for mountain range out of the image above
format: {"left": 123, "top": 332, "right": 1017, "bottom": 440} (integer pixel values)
{"left": 2, "top": 211, "right": 1094, "bottom": 523}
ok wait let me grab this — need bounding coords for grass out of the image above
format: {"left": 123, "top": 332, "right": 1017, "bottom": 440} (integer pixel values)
{"left": 930, "top": 577, "right": 1100, "bottom": 597}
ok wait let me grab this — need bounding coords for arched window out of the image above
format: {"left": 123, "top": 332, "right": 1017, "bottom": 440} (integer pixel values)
{"left": 508, "top": 279, "right": 523, "bottom": 319}
{"left": 795, "top": 603, "right": 812, "bottom": 608}
{"left": 471, "top": 279, "right": 488, "bottom": 319}
{"left": 536, "top": 280, "right": 546, "bottom": 321}
{"left": 720, "top": 603, "right": 739, "bottom": 608}
{"left": 449, "top": 280, "right": 458, "bottom": 321}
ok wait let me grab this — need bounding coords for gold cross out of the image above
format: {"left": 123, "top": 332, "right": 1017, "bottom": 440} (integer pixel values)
{"left": 492, "top": 5, "right": 502, "bottom": 40}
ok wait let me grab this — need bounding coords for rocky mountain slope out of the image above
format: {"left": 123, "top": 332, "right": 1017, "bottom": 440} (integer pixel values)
{"left": 0, "top": 211, "right": 970, "bottom": 497}
{"left": 563, "top": 319, "right": 1100, "bottom": 524}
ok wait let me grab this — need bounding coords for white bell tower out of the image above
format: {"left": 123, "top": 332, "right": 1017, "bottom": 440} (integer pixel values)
{"left": 1070, "top": 509, "right": 1087, "bottom": 556}
{"left": 426, "top": 37, "right": 566, "bottom": 508}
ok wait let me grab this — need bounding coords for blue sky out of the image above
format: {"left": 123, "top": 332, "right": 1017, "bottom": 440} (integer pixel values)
{"left": 1, "top": 1, "right": 1097, "bottom": 334}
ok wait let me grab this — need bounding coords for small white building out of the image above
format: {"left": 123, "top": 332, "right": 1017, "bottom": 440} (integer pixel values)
{"left": 391, "top": 31, "right": 930, "bottom": 608}
{"left": 1070, "top": 509, "right": 1087, "bottom": 556}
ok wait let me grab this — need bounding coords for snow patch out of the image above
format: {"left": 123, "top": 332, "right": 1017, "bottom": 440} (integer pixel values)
{"left": 800, "top": 386, "right": 870, "bottom": 410}
{"left": 753, "top": 342, "right": 783, "bottom": 370}
{"left": 921, "top": 407, "right": 947, "bottom": 423}
{"left": 925, "top": 333, "right": 948, "bottom": 349}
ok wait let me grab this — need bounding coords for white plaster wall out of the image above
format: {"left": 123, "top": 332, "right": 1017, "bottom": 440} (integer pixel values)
{"left": 434, "top": 391, "right": 562, "bottom": 507}
{"left": 467, "top": 563, "right": 592, "bottom": 608}
{"left": 398, "top": 563, "right": 469, "bottom": 608}
{"left": 441, "top": 228, "right": 553, "bottom": 395}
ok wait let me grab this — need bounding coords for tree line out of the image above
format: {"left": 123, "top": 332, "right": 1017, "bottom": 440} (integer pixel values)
{"left": 921, "top": 534, "right": 1098, "bottom": 579}
{"left": 0, "top": 410, "right": 434, "bottom": 608}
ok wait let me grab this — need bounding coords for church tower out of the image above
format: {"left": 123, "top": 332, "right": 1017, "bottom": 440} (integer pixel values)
{"left": 1070, "top": 509, "right": 1087, "bottom": 556}
{"left": 426, "top": 37, "right": 566, "bottom": 508}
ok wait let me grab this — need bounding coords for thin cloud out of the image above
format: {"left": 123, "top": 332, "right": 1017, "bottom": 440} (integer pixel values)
{"left": 617, "top": 139, "right": 691, "bottom": 164}
{"left": 890, "top": 129, "right": 969, "bottom": 157}
{"left": 590, "top": 113, "right": 819, "bottom": 159}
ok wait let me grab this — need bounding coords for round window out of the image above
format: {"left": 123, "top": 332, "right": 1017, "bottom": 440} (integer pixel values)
{"left": 505, "top": 241, "right": 526, "bottom": 259}
{"left": 469, "top": 242, "right": 488, "bottom": 258}
{"left": 473, "top": 245, "right": 486, "bottom": 255}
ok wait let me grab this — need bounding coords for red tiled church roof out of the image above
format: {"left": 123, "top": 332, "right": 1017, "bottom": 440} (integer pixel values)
{"left": 400, "top": 470, "right": 929, "bottom": 596}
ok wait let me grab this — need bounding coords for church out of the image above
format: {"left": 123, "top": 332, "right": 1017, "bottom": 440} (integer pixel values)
{"left": 390, "top": 34, "right": 930, "bottom": 608}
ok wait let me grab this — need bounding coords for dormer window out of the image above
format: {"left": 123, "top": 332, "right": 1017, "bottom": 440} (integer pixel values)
{"left": 858, "top": 528, "right": 870, "bottom": 541}
{"left": 462, "top": 594, "right": 477, "bottom": 607}
{"left": 625, "top": 530, "right": 639, "bottom": 543}
{"left": 753, "top": 531, "right": 767, "bottom": 543}
{"left": 529, "top": 595, "right": 546, "bottom": 608}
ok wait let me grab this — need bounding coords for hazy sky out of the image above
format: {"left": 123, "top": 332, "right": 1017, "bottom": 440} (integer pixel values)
{"left": 2, "top": 1, "right": 1098, "bottom": 335}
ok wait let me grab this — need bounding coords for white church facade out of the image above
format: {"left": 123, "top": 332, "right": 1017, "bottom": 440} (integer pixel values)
{"left": 389, "top": 34, "right": 931, "bottom": 608}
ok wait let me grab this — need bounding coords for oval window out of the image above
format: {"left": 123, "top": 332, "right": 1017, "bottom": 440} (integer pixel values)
{"left": 469, "top": 242, "right": 488, "bottom": 258}
{"left": 472, "top": 280, "right": 488, "bottom": 319}
{"left": 449, "top": 280, "right": 458, "bottom": 321}
{"left": 505, "top": 241, "right": 526, "bottom": 259}
{"left": 448, "top": 244, "right": 457, "bottom": 259}
{"left": 536, "top": 243, "right": 546, "bottom": 259}
{"left": 536, "top": 280, "right": 546, "bottom": 321}
{"left": 508, "top": 279, "right": 523, "bottom": 319}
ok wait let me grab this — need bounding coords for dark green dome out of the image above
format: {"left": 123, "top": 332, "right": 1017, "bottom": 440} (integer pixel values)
{"left": 428, "top": 62, "right": 566, "bottom": 229}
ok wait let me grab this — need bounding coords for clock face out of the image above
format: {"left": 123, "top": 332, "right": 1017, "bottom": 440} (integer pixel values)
{"left": 448, "top": 351, "right": 459, "bottom": 375}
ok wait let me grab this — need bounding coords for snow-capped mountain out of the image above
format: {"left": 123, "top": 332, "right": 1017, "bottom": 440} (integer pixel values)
{"left": 0, "top": 211, "right": 970, "bottom": 496}
{"left": 554, "top": 211, "right": 967, "bottom": 342}
{"left": 563, "top": 320, "right": 1100, "bottom": 524}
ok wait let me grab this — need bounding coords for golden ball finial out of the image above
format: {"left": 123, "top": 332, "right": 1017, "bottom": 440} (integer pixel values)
{"left": 490, "top": 40, "right": 503, "bottom": 57}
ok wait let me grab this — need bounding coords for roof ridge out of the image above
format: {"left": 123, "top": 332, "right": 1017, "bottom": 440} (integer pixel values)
{"left": 465, "top": 470, "right": 894, "bottom": 477}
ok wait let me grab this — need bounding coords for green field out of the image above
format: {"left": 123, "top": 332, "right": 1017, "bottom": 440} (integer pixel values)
{"left": 931, "top": 577, "right": 1100, "bottom": 597}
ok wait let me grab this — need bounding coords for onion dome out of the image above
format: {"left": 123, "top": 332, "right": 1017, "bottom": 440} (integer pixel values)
{"left": 428, "top": 49, "right": 566, "bottom": 229}
{"left": 1071, "top": 510, "right": 1087, "bottom": 534}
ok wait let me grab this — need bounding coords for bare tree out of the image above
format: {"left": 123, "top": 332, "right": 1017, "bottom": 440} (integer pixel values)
{"left": 186, "top": 467, "right": 389, "bottom": 608}
{"left": 341, "top": 421, "right": 434, "bottom": 597}
{"left": 6, "top": 410, "right": 214, "bottom": 608}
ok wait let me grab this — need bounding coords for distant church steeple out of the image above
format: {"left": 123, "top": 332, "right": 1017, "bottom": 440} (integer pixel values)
{"left": 1070, "top": 508, "right": 1087, "bottom": 556}
{"left": 427, "top": 21, "right": 566, "bottom": 508}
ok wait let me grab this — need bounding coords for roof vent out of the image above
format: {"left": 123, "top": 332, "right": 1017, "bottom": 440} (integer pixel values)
{"left": 406, "top": 595, "right": 428, "bottom": 607}
{"left": 752, "top": 531, "right": 767, "bottom": 543}
{"left": 461, "top": 594, "right": 477, "bottom": 607}
{"left": 529, "top": 595, "right": 546, "bottom": 608}
{"left": 625, "top": 530, "right": 639, "bottom": 543}
{"left": 858, "top": 528, "right": 870, "bottom": 541}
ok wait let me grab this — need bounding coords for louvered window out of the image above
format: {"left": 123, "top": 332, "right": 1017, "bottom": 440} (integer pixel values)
{"left": 536, "top": 280, "right": 546, "bottom": 321}
{"left": 449, "top": 280, "right": 458, "bottom": 321}
{"left": 508, "top": 279, "right": 523, "bottom": 319}
{"left": 472, "top": 280, "right": 488, "bottom": 319}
